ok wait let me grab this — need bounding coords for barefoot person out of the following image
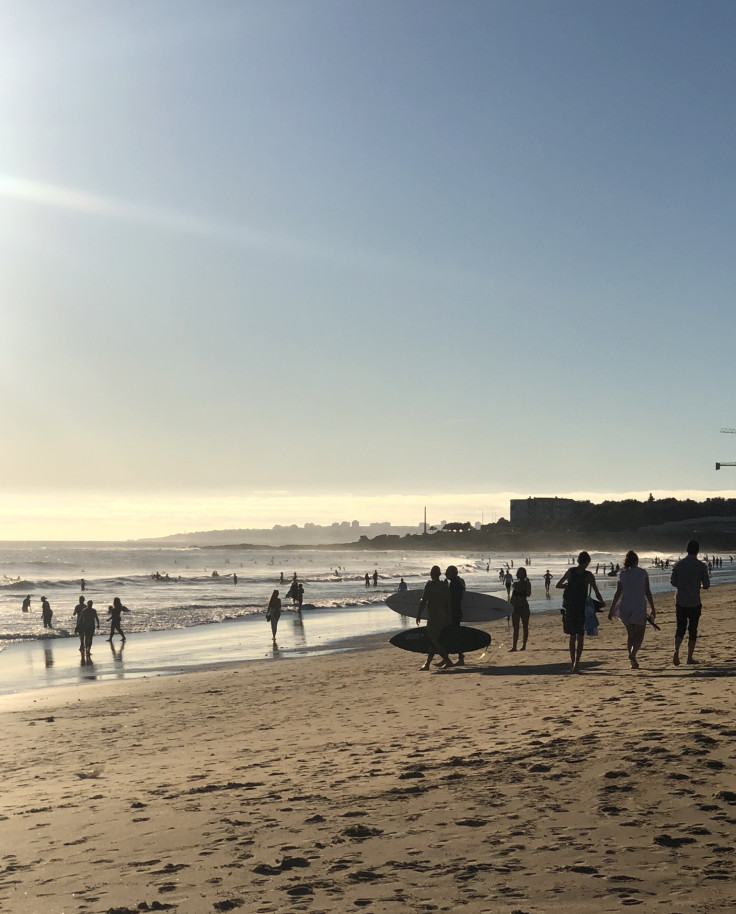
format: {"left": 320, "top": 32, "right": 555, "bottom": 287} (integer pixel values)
{"left": 107, "top": 597, "right": 130, "bottom": 642}
{"left": 509, "top": 567, "right": 532, "bottom": 652}
{"left": 445, "top": 564, "right": 466, "bottom": 666}
{"left": 670, "top": 540, "right": 710, "bottom": 666}
{"left": 266, "top": 590, "right": 282, "bottom": 642}
{"left": 77, "top": 599, "right": 100, "bottom": 657}
{"left": 416, "top": 565, "right": 453, "bottom": 671}
{"left": 608, "top": 551, "right": 656, "bottom": 669}
{"left": 556, "top": 551, "right": 605, "bottom": 673}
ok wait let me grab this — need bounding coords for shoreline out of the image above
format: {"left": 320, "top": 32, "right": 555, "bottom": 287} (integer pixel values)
{"left": 0, "top": 569, "right": 728, "bottom": 700}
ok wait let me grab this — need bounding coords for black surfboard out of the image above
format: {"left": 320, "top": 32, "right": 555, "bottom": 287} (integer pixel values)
{"left": 390, "top": 625, "right": 491, "bottom": 655}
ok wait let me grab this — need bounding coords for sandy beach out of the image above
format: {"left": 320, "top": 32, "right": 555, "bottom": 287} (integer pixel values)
{"left": 2, "top": 582, "right": 736, "bottom": 914}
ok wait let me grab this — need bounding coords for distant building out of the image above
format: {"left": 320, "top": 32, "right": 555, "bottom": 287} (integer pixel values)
{"left": 510, "top": 497, "right": 590, "bottom": 529}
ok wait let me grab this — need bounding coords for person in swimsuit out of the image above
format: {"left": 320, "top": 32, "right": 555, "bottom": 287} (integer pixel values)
{"left": 509, "top": 567, "right": 532, "bottom": 652}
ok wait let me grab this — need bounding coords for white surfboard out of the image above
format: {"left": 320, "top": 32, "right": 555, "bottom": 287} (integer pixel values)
{"left": 386, "top": 589, "right": 509, "bottom": 623}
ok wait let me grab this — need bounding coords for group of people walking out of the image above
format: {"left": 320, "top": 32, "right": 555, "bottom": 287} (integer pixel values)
{"left": 73, "top": 596, "right": 131, "bottom": 657}
{"left": 410, "top": 540, "right": 710, "bottom": 673}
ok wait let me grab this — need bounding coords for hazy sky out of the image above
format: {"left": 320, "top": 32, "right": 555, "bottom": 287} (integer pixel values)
{"left": 2, "top": 0, "right": 736, "bottom": 540}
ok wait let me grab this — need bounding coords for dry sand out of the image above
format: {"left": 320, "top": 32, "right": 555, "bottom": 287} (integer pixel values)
{"left": 2, "top": 582, "right": 736, "bottom": 914}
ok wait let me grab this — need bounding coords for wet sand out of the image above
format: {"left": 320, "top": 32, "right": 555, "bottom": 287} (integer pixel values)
{"left": 2, "top": 583, "right": 736, "bottom": 913}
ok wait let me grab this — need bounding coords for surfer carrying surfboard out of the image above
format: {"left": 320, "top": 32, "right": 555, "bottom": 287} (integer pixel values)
{"left": 445, "top": 565, "right": 466, "bottom": 666}
{"left": 416, "top": 566, "right": 453, "bottom": 671}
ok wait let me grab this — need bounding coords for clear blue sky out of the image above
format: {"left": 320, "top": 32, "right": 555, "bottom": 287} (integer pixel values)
{"left": 2, "top": 0, "right": 735, "bottom": 538}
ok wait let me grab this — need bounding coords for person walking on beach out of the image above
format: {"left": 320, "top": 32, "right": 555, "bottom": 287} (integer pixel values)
{"left": 266, "top": 590, "right": 282, "bottom": 642}
{"left": 509, "top": 567, "right": 532, "bottom": 652}
{"left": 77, "top": 599, "right": 100, "bottom": 656}
{"left": 107, "top": 597, "right": 130, "bottom": 642}
{"left": 22, "top": 595, "right": 31, "bottom": 613}
{"left": 544, "top": 570, "right": 552, "bottom": 597}
{"left": 41, "top": 596, "right": 53, "bottom": 629}
{"left": 556, "top": 551, "right": 605, "bottom": 673}
{"left": 670, "top": 540, "right": 710, "bottom": 666}
{"left": 504, "top": 570, "right": 513, "bottom": 600}
{"left": 608, "top": 551, "right": 656, "bottom": 669}
{"left": 296, "top": 582, "right": 304, "bottom": 610}
{"left": 416, "top": 565, "right": 453, "bottom": 671}
{"left": 445, "top": 565, "right": 466, "bottom": 666}
{"left": 72, "top": 595, "right": 86, "bottom": 633}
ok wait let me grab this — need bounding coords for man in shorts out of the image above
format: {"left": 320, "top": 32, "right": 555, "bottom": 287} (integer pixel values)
{"left": 670, "top": 540, "right": 710, "bottom": 666}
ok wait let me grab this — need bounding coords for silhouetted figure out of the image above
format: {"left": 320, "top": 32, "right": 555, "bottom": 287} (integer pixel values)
{"left": 297, "top": 582, "right": 304, "bottom": 610}
{"left": 544, "top": 570, "right": 552, "bottom": 597}
{"left": 504, "top": 571, "right": 513, "bottom": 600}
{"left": 556, "top": 551, "right": 605, "bottom": 673}
{"left": 445, "top": 565, "right": 466, "bottom": 666}
{"left": 41, "top": 596, "right": 53, "bottom": 629}
{"left": 398, "top": 578, "right": 408, "bottom": 592}
{"left": 77, "top": 600, "right": 100, "bottom": 656}
{"left": 72, "top": 596, "right": 86, "bottom": 633}
{"left": 80, "top": 578, "right": 86, "bottom": 591}
{"left": 22, "top": 595, "right": 31, "bottom": 613}
{"left": 365, "top": 573, "right": 370, "bottom": 587}
{"left": 509, "top": 567, "right": 532, "bottom": 652}
{"left": 107, "top": 597, "right": 130, "bottom": 642}
{"left": 233, "top": 573, "right": 238, "bottom": 585}
{"left": 416, "top": 566, "right": 452, "bottom": 671}
{"left": 267, "top": 590, "right": 282, "bottom": 642}
{"left": 373, "top": 569, "right": 378, "bottom": 587}
{"left": 670, "top": 540, "right": 710, "bottom": 666}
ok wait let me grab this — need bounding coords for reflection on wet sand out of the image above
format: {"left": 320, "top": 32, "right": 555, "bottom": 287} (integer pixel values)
{"left": 292, "top": 611, "right": 306, "bottom": 647}
{"left": 109, "top": 640, "right": 125, "bottom": 678}
{"left": 79, "top": 655, "right": 97, "bottom": 680}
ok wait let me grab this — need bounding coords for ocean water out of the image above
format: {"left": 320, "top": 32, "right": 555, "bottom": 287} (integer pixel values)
{"left": 2, "top": 541, "right": 732, "bottom": 651}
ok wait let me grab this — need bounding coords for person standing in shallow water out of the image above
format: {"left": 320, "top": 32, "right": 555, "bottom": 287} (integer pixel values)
{"left": 77, "top": 599, "right": 100, "bottom": 656}
{"left": 107, "top": 597, "right": 130, "bottom": 642}
{"left": 266, "top": 590, "right": 282, "bottom": 642}
{"left": 556, "top": 551, "right": 605, "bottom": 673}
{"left": 41, "top": 596, "right": 53, "bottom": 629}
{"left": 416, "top": 565, "right": 453, "bottom": 671}
{"left": 670, "top": 539, "right": 710, "bottom": 666}
{"left": 608, "top": 550, "right": 656, "bottom": 669}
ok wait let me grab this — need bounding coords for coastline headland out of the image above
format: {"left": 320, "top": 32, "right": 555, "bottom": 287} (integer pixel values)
{"left": 205, "top": 519, "right": 736, "bottom": 554}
